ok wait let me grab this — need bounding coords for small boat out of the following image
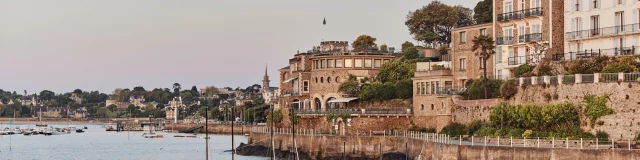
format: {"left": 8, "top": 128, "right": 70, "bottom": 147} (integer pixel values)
{"left": 174, "top": 135, "right": 185, "bottom": 137}
{"left": 84, "top": 126, "right": 88, "bottom": 129}
{"left": 186, "top": 135, "right": 197, "bottom": 138}
{"left": 23, "top": 132, "right": 32, "bottom": 136}
{"left": 35, "top": 124, "right": 48, "bottom": 127}
{"left": 76, "top": 129, "right": 85, "bottom": 133}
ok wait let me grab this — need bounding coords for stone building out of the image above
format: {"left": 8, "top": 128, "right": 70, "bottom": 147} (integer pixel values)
{"left": 165, "top": 96, "right": 185, "bottom": 123}
{"left": 493, "top": 0, "right": 564, "bottom": 79}
{"left": 278, "top": 41, "right": 397, "bottom": 112}
{"left": 412, "top": 23, "right": 498, "bottom": 131}
{"left": 563, "top": 0, "right": 640, "bottom": 59}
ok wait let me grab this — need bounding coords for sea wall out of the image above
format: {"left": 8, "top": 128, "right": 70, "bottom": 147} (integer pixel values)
{"left": 513, "top": 82, "right": 640, "bottom": 140}
{"left": 246, "top": 132, "right": 640, "bottom": 160}
{"left": 165, "top": 123, "right": 259, "bottom": 135}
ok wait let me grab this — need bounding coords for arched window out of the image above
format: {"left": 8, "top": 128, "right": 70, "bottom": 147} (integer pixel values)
{"left": 431, "top": 104, "right": 434, "bottom": 110}
{"left": 421, "top": 104, "right": 424, "bottom": 110}
{"left": 320, "top": 77, "right": 324, "bottom": 83}
{"left": 335, "top": 77, "right": 340, "bottom": 83}
{"left": 315, "top": 77, "right": 318, "bottom": 83}
{"left": 327, "top": 77, "right": 332, "bottom": 83}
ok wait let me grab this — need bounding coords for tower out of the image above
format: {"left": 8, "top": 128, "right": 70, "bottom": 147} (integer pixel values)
{"left": 262, "top": 64, "right": 270, "bottom": 91}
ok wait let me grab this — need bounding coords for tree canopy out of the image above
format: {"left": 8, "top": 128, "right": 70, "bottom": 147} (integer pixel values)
{"left": 405, "top": 1, "right": 471, "bottom": 47}
{"left": 473, "top": 0, "right": 493, "bottom": 24}
{"left": 351, "top": 35, "right": 377, "bottom": 52}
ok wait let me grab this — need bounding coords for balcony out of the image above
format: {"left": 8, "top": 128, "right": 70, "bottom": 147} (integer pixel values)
{"left": 522, "top": 33, "right": 542, "bottom": 43}
{"left": 436, "top": 87, "right": 466, "bottom": 96}
{"left": 497, "top": 7, "right": 543, "bottom": 22}
{"left": 507, "top": 56, "right": 527, "bottom": 65}
{"left": 496, "top": 36, "right": 514, "bottom": 45}
{"left": 566, "top": 23, "right": 640, "bottom": 41}
{"left": 552, "top": 46, "right": 639, "bottom": 61}
{"left": 295, "top": 108, "right": 412, "bottom": 116}
{"left": 281, "top": 90, "right": 300, "bottom": 96}
{"left": 415, "top": 61, "right": 452, "bottom": 77}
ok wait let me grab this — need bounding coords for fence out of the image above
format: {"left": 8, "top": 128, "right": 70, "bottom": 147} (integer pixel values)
{"left": 552, "top": 46, "right": 639, "bottom": 61}
{"left": 519, "top": 73, "right": 640, "bottom": 86}
{"left": 295, "top": 108, "right": 412, "bottom": 115}
{"left": 251, "top": 127, "right": 640, "bottom": 151}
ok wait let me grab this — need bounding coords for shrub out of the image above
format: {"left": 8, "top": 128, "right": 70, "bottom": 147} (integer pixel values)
{"left": 394, "top": 80, "right": 413, "bottom": 99}
{"left": 467, "top": 120, "right": 484, "bottom": 135}
{"left": 583, "top": 94, "right": 615, "bottom": 128}
{"left": 522, "top": 130, "right": 533, "bottom": 138}
{"left": 474, "top": 127, "right": 497, "bottom": 137}
{"left": 499, "top": 80, "right": 518, "bottom": 100}
{"left": 267, "top": 109, "right": 284, "bottom": 124}
{"left": 577, "top": 132, "right": 595, "bottom": 138}
{"left": 515, "top": 64, "right": 534, "bottom": 78}
{"left": 489, "top": 102, "right": 580, "bottom": 132}
{"left": 601, "top": 62, "right": 637, "bottom": 73}
{"left": 507, "top": 128, "right": 525, "bottom": 138}
{"left": 403, "top": 47, "right": 420, "bottom": 60}
{"left": 637, "top": 77, "right": 640, "bottom": 83}
{"left": 595, "top": 130, "right": 609, "bottom": 139}
{"left": 458, "top": 79, "right": 503, "bottom": 100}
{"left": 536, "top": 63, "right": 554, "bottom": 76}
{"left": 564, "top": 56, "right": 610, "bottom": 74}
{"left": 440, "top": 122, "right": 466, "bottom": 137}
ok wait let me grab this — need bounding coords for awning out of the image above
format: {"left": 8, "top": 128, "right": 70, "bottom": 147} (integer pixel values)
{"left": 327, "top": 98, "right": 358, "bottom": 103}
{"left": 282, "top": 77, "right": 297, "bottom": 83}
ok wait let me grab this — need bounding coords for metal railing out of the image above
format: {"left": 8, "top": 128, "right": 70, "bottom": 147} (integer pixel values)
{"left": 436, "top": 87, "right": 466, "bottom": 96}
{"left": 563, "top": 75, "right": 576, "bottom": 84}
{"left": 549, "top": 76, "right": 558, "bottom": 85}
{"left": 496, "top": 36, "right": 514, "bottom": 45}
{"left": 552, "top": 46, "right": 638, "bottom": 61}
{"left": 497, "top": 7, "right": 543, "bottom": 22}
{"left": 582, "top": 74, "right": 595, "bottom": 83}
{"left": 600, "top": 73, "right": 619, "bottom": 83}
{"left": 534, "top": 76, "right": 544, "bottom": 85}
{"left": 522, "top": 77, "right": 532, "bottom": 86}
{"left": 566, "top": 23, "right": 640, "bottom": 40}
{"left": 624, "top": 73, "right": 640, "bottom": 82}
{"left": 523, "top": 33, "right": 542, "bottom": 42}
{"left": 281, "top": 90, "right": 300, "bottom": 96}
{"left": 295, "top": 108, "right": 412, "bottom": 115}
{"left": 508, "top": 56, "right": 527, "bottom": 65}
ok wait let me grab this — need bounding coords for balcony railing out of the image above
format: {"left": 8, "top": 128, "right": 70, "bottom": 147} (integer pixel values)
{"left": 566, "top": 23, "right": 640, "bottom": 40}
{"left": 497, "top": 7, "right": 543, "bottom": 22}
{"left": 281, "top": 90, "right": 300, "bottom": 96}
{"left": 524, "top": 33, "right": 542, "bottom": 42}
{"left": 508, "top": 56, "right": 527, "bottom": 65}
{"left": 436, "top": 87, "right": 466, "bottom": 96}
{"left": 552, "top": 46, "right": 638, "bottom": 61}
{"left": 295, "top": 108, "right": 412, "bottom": 115}
{"left": 496, "top": 36, "right": 514, "bottom": 45}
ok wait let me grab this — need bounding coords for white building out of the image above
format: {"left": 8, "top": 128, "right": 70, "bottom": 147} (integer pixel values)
{"left": 564, "top": 0, "right": 640, "bottom": 59}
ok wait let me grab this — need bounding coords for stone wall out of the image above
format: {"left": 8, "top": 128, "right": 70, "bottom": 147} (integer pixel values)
{"left": 451, "top": 98, "right": 500, "bottom": 124}
{"left": 513, "top": 82, "right": 640, "bottom": 140}
{"left": 247, "top": 132, "right": 640, "bottom": 160}
{"left": 451, "top": 23, "right": 495, "bottom": 81}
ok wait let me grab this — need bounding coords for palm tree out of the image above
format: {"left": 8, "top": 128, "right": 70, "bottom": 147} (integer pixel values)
{"left": 471, "top": 35, "right": 496, "bottom": 99}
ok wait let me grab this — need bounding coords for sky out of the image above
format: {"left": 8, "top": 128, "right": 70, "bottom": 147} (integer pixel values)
{"left": 0, "top": 0, "right": 480, "bottom": 94}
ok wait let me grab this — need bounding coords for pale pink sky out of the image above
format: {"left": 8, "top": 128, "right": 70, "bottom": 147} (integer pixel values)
{"left": 0, "top": 0, "right": 480, "bottom": 93}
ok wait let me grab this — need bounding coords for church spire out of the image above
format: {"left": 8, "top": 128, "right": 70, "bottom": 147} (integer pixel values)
{"left": 262, "top": 64, "right": 270, "bottom": 91}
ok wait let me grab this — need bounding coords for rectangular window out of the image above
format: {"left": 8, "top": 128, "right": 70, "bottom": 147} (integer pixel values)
{"left": 520, "top": 0, "right": 524, "bottom": 10}
{"left": 364, "top": 59, "right": 372, "bottom": 68}
{"left": 321, "top": 60, "right": 327, "bottom": 69}
{"left": 459, "top": 58, "right": 466, "bottom": 71}
{"left": 345, "top": 59, "right": 353, "bottom": 68}
{"left": 618, "top": 0, "right": 623, "bottom": 4}
{"left": 328, "top": 59, "right": 335, "bottom": 68}
{"left": 480, "top": 29, "right": 486, "bottom": 36}
{"left": 303, "top": 81, "right": 309, "bottom": 92}
{"left": 592, "top": 0, "right": 598, "bottom": 9}
{"left": 591, "top": 15, "right": 600, "bottom": 35}
{"left": 315, "top": 60, "right": 320, "bottom": 69}
{"left": 354, "top": 59, "right": 363, "bottom": 68}
{"left": 374, "top": 59, "right": 381, "bottom": 68}
{"left": 335, "top": 59, "right": 343, "bottom": 68}
{"left": 460, "top": 31, "right": 467, "bottom": 44}
{"left": 496, "top": 47, "right": 503, "bottom": 63}
{"left": 445, "top": 81, "right": 453, "bottom": 89}
{"left": 295, "top": 63, "right": 298, "bottom": 71}
{"left": 505, "top": 1, "right": 513, "bottom": 13}
{"left": 575, "top": 0, "right": 580, "bottom": 11}
{"left": 422, "top": 82, "right": 426, "bottom": 94}
{"left": 416, "top": 83, "right": 421, "bottom": 94}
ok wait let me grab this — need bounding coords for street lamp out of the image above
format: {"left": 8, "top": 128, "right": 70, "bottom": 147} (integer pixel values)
{"left": 205, "top": 105, "right": 209, "bottom": 160}
{"left": 269, "top": 94, "right": 279, "bottom": 160}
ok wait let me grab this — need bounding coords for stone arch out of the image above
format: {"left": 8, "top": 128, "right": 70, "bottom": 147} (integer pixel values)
{"left": 314, "top": 98, "right": 322, "bottom": 111}
{"left": 282, "top": 72, "right": 289, "bottom": 82}
{"left": 326, "top": 97, "right": 337, "bottom": 109}
{"left": 303, "top": 99, "right": 310, "bottom": 110}
{"left": 320, "top": 77, "right": 324, "bottom": 83}
{"left": 292, "top": 99, "right": 301, "bottom": 110}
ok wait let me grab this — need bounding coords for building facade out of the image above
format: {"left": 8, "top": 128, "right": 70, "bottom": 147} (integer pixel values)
{"left": 563, "top": 0, "right": 640, "bottom": 59}
{"left": 278, "top": 41, "right": 397, "bottom": 112}
{"left": 493, "top": 0, "right": 564, "bottom": 79}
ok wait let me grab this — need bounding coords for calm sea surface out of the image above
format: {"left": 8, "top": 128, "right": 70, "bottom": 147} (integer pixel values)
{"left": 0, "top": 124, "right": 267, "bottom": 160}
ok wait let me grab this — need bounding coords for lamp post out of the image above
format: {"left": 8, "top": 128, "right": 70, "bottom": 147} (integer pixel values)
{"left": 205, "top": 105, "right": 209, "bottom": 160}
{"left": 269, "top": 94, "right": 279, "bottom": 160}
